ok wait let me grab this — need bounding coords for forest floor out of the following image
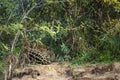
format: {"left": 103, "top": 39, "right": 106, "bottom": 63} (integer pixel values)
{"left": 11, "top": 62, "right": 120, "bottom": 80}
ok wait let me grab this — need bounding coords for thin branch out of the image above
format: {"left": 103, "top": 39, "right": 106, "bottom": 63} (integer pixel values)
{"left": 21, "top": 4, "right": 37, "bottom": 23}
{"left": 18, "top": 0, "right": 25, "bottom": 14}
{"left": 10, "top": 30, "right": 20, "bottom": 53}
{"left": 6, "top": 10, "right": 14, "bottom": 25}
{"left": 0, "top": 30, "right": 3, "bottom": 36}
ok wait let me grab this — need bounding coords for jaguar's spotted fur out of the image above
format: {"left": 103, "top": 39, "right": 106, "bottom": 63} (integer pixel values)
{"left": 27, "top": 47, "right": 53, "bottom": 64}
{"left": 19, "top": 41, "right": 54, "bottom": 65}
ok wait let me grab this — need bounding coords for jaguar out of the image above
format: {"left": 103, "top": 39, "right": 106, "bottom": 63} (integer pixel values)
{"left": 19, "top": 41, "right": 54, "bottom": 65}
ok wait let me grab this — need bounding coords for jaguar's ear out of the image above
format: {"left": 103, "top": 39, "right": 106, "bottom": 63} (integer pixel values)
{"left": 32, "top": 43, "right": 37, "bottom": 49}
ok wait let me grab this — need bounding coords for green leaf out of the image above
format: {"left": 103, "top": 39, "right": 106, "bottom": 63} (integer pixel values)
{"left": 1, "top": 43, "right": 9, "bottom": 50}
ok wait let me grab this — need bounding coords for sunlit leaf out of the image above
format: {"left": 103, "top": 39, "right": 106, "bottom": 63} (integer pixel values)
{"left": 1, "top": 43, "right": 9, "bottom": 50}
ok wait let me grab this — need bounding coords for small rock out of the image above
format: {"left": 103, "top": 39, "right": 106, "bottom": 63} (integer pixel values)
{"left": 31, "top": 70, "right": 40, "bottom": 78}
{"left": 112, "top": 62, "right": 120, "bottom": 73}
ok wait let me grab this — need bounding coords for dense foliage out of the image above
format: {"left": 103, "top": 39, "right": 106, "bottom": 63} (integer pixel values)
{"left": 0, "top": 0, "right": 120, "bottom": 68}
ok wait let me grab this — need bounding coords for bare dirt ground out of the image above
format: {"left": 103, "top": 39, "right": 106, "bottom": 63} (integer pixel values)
{"left": 11, "top": 62, "right": 120, "bottom": 80}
